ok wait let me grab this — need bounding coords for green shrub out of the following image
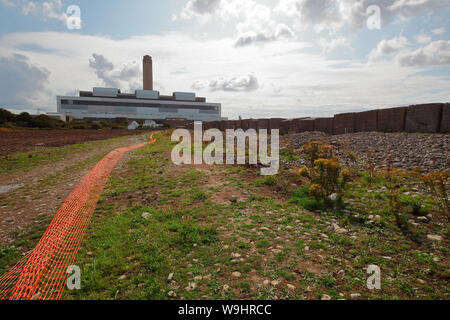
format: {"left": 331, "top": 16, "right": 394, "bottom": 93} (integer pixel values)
{"left": 419, "top": 171, "right": 449, "bottom": 214}
{"left": 254, "top": 175, "right": 277, "bottom": 186}
{"left": 398, "top": 194, "right": 428, "bottom": 216}
{"left": 290, "top": 186, "right": 325, "bottom": 211}
{"left": 0, "top": 108, "right": 16, "bottom": 124}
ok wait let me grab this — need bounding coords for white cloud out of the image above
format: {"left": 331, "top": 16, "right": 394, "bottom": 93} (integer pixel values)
{"left": 387, "top": 0, "right": 449, "bottom": 18}
{"left": 234, "top": 24, "right": 294, "bottom": 47}
{"left": 89, "top": 53, "right": 141, "bottom": 92}
{"left": 192, "top": 74, "right": 259, "bottom": 92}
{"left": 276, "top": 0, "right": 343, "bottom": 33}
{"left": 319, "top": 37, "right": 351, "bottom": 53}
{"left": 274, "top": 0, "right": 450, "bottom": 33}
{"left": 370, "top": 36, "right": 450, "bottom": 67}
{"left": 432, "top": 27, "right": 446, "bottom": 35}
{"left": 396, "top": 40, "right": 450, "bottom": 66}
{"left": 175, "top": 0, "right": 295, "bottom": 47}
{"left": 174, "top": 0, "right": 221, "bottom": 20}
{"left": 415, "top": 33, "right": 431, "bottom": 44}
{"left": 0, "top": 54, "right": 51, "bottom": 110}
{"left": 0, "top": 0, "right": 67, "bottom": 22}
{"left": 369, "top": 36, "right": 410, "bottom": 60}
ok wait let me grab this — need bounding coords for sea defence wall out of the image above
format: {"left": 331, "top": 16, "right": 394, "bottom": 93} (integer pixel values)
{"left": 186, "top": 103, "right": 449, "bottom": 135}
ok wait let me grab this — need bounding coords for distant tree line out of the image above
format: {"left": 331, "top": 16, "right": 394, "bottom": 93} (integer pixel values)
{"left": 0, "top": 108, "right": 127, "bottom": 130}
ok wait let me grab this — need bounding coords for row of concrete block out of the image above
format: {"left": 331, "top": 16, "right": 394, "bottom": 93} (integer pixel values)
{"left": 199, "top": 103, "right": 450, "bottom": 135}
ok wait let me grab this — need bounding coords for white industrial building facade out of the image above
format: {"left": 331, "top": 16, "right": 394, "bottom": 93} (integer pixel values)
{"left": 56, "top": 89, "right": 223, "bottom": 122}
{"left": 54, "top": 55, "right": 224, "bottom": 122}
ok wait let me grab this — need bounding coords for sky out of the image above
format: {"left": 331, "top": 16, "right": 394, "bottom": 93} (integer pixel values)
{"left": 0, "top": 0, "right": 449, "bottom": 119}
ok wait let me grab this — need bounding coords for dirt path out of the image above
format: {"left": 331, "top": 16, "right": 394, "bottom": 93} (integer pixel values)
{"left": 0, "top": 134, "right": 150, "bottom": 244}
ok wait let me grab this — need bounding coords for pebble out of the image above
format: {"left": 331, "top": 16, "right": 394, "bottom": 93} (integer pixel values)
{"left": 427, "top": 234, "right": 443, "bottom": 241}
{"left": 321, "top": 294, "right": 332, "bottom": 300}
{"left": 284, "top": 132, "right": 450, "bottom": 173}
{"left": 185, "top": 282, "right": 197, "bottom": 291}
{"left": 416, "top": 216, "right": 428, "bottom": 223}
{"left": 167, "top": 290, "right": 176, "bottom": 298}
{"left": 350, "top": 293, "right": 361, "bottom": 299}
{"left": 141, "top": 212, "right": 151, "bottom": 219}
{"left": 270, "top": 280, "right": 279, "bottom": 286}
{"left": 231, "top": 271, "right": 241, "bottom": 278}
{"left": 287, "top": 284, "right": 296, "bottom": 290}
{"left": 229, "top": 196, "right": 238, "bottom": 203}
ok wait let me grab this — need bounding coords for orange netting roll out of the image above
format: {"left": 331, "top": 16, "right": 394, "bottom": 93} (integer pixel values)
{"left": 0, "top": 134, "right": 156, "bottom": 300}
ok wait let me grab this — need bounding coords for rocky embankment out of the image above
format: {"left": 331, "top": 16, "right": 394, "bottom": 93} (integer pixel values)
{"left": 282, "top": 131, "right": 449, "bottom": 172}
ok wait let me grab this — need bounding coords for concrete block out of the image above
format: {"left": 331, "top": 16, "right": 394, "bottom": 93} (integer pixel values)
{"left": 280, "top": 120, "right": 293, "bottom": 135}
{"left": 314, "top": 118, "right": 333, "bottom": 135}
{"left": 355, "top": 110, "right": 378, "bottom": 132}
{"left": 440, "top": 103, "right": 450, "bottom": 133}
{"left": 294, "top": 118, "right": 315, "bottom": 133}
{"left": 405, "top": 103, "right": 443, "bottom": 133}
{"left": 203, "top": 122, "right": 212, "bottom": 130}
{"left": 219, "top": 121, "right": 228, "bottom": 131}
{"left": 233, "top": 120, "right": 242, "bottom": 129}
{"left": 269, "top": 118, "right": 283, "bottom": 131}
{"left": 212, "top": 121, "right": 218, "bottom": 131}
{"left": 257, "top": 119, "right": 269, "bottom": 130}
{"left": 377, "top": 107, "right": 407, "bottom": 132}
{"left": 248, "top": 120, "right": 258, "bottom": 130}
{"left": 333, "top": 113, "right": 355, "bottom": 135}
{"left": 241, "top": 119, "right": 249, "bottom": 130}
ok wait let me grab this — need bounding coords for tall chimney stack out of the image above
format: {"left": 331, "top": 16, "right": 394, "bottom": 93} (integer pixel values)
{"left": 143, "top": 55, "right": 153, "bottom": 91}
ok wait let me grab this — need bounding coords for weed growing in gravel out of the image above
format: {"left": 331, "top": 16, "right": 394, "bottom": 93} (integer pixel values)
{"left": 295, "top": 139, "right": 351, "bottom": 210}
{"left": 383, "top": 157, "right": 409, "bottom": 230}
{"left": 418, "top": 171, "right": 449, "bottom": 214}
{"left": 298, "top": 159, "right": 351, "bottom": 204}
{"left": 301, "top": 140, "right": 334, "bottom": 167}
{"left": 365, "top": 149, "right": 376, "bottom": 184}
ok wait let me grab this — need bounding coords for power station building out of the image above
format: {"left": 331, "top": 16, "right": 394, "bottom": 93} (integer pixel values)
{"left": 55, "top": 55, "right": 224, "bottom": 122}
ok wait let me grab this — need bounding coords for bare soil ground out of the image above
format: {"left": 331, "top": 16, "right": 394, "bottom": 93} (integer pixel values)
{"left": 0, "top": 129, "right": 153, "bottom": 156}
{"left": 0, "top": 133, "right": 151, "bottom": 244}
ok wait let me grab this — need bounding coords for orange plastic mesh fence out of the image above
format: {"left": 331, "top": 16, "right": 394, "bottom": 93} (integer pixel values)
{"left": 0, "top": 134, "right": 156, "bottom": 300}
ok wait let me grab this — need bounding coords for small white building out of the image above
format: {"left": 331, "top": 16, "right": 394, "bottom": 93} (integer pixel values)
{"left": 143, "top": 119, "right": 156, "bottom": 128}
{"left": 143, "top": 120, "right": 163, "bottom": 128}
{"left": 127, "top": 121, "right": 139, "bottom": 130}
